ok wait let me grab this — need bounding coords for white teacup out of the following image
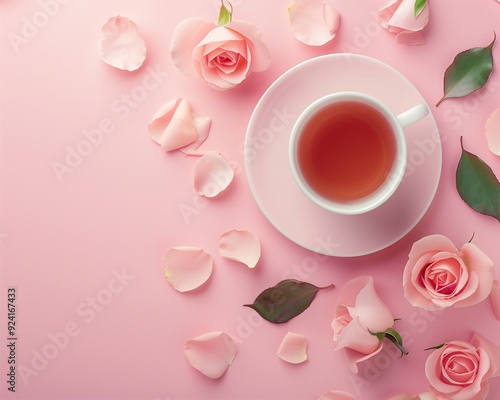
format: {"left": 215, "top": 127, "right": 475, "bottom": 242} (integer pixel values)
{"left": 289, "top": 92, "right": 428, "bottom": 215}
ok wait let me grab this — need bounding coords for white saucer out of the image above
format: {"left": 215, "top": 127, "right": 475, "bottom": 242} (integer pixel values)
{"left": 244, "top": 54, "right": 442, "bottom": 257}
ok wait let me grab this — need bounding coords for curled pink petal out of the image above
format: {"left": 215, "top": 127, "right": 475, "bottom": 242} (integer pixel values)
{"left": 318, "top": 390, "right": 357, "bottom": 400}
{"left": 194, "top": 153, "right": 234, "bottom": 198}
{"left": 277, "top": 332, "right": 308, "bottom": 364}
{"left": 377, "top": 0, "right": 429, "bottom": 46}
{"left": 98, "top": 16, "right": 146, "bottom": 71}
{"left": 288, "top": 0, "right": 340, "bottom": 46}
{"left": 219, "top": 229, "right": 261, "bottom": 268}
{"left": 184, "top": 332, "right": 237, "bottom": 379}
{"left": 491, "top": 280, "right": 500, "bottom": 321}
{"left": 164, "top": 246, "right": 213, "bottom": 292}
{"left": 148, "top": 98, "right": 211, "bottom": 152}
{"left": 344, "top": 345, "right": 384, "bottom": 374}
{"left": 485, "top": 107, "right": 500, "bottom": 156}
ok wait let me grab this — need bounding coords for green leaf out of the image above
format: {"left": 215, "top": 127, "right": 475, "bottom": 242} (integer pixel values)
{"left": 385, "top": 334, "right": 409, "bottom": 357}
{"left": 424, "top": 343, "right": 445, "bottom": 351}
{"left": 436, "top": 33, "right": 496, "bottom": 106}
{"left": 217, "top": 0, "right": 233, "bottom": 26}
{"left": 456, "top": 137, "right": 500, "bottom": 222}
{"left": 244, "top": 279, "right": 334, "bottom": 324}
{"left": 414, "top": 0, "right": 427, "bottom": 18}
{"left": 370, "top": 327, "right": 409, "bottom": 357}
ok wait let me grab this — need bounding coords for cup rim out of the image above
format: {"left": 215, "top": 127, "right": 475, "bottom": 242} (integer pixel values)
{"left": 289, "top": 92, "right": 408, "bottom": 215}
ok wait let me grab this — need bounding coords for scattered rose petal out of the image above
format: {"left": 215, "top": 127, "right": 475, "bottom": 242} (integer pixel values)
{"left": 491, "top": 280, "right": 500, "bottom": 321}
{"left": 485, "top": 107, "right": 500, "bottom": 156}
{"left": 184, "top": 331, "right": 237, "bottom": 379}
{"left": 194, "top": 153, "right": 234, "bottom": 198}
{"left": 148, "top": 98, "right": 211, "bottom": 152}
{"left": 164, "top": 246, "right": 213, "bottom": 292}
{"left": 219, "top": 229, "right": 261, "bottom": 268}
{"left": 277, "top": 332, "right": 308, "bottom": 364}
{"left": 377, "top": 0, "right": 429, "bottom": 45}
{"left": 318, "top": 391, "right": 357, "bottom": 400}
{"left": 98, "top": 16, "right": 146, "bottom": 71}
{"left": 288, "top": 0, "right": 340, "bottom": 46}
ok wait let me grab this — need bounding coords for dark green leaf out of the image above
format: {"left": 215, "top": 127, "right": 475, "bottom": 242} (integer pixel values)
{"left": 414, "top": 0, "right": 427, "bottom": 18}
{"left": 385, "top": 334, "right": 409, "bottom": 357}
{"left": 456, "top": 137, "right": 500, "bottom": 222}
{"left": 424, "top": 343, "right": 445, "bottom": 351}
{"left": 217, "top": 0, "right": 233, "bottom": 26}
{"left": 436, "top": 33, "right": 496, "bottom": 106}
{"left": 244, "top": 279, "right": 334, "bottom": 324}
{"left": 370, "top": 327, "right": 409, "bottom": 357}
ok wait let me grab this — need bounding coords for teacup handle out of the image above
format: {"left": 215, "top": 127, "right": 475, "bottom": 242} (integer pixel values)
{"left": 397, "top": 104, "right": 429, "bottom": 129}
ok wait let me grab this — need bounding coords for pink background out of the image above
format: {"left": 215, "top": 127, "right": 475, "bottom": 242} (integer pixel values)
{"left": 1, "top": 1, "right": 500, "bottom": 399}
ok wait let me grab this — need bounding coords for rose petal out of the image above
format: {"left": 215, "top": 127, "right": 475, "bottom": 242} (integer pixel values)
{"left": 453, "top": 242, "right": 495, "bottom": 307}
{"left": 472, "top": 333, "right": 500, "bottom": 380}
{"left": 164, "top": 246, "right": 213, "bottom": 292}
{"left": 194, "top": 153, "right": 234, "bottom": 198}
{"left": 491, "top": 280, "right": 500, "bottom": 321}
{"left": 408, "top": 234, "right": 459, "bottom": 260}
{"left": 353, "top": 277, "right": 394, "bottom": 332}
{"left": 148, "top": 98, "right": 211, "bottom": 152}
{"left": 317, "top": 390, "right": 357, "bottom": 400}
{"left": 344, "top": 344, "right": 384, "bottom": 374}
{"left": 288, "top": 0, "right": 341, "bottom": 46}
{"left": 377, "top": 0, "right": 429, "bottom": 46}
{"left": 225, "top": 20, "right": 271, "bottom": 72}
{"left": 335, "top": 315, "right": 381, "bottom": 354}
{"left": 184, "top": 331, "right": 237, "bottom": 379}
{"left": 98, "top": 16, "right": 146, "bottom": 71}
{"left": 219, "top": 229, "right": 261, "bottom": 268}
{"left": 171, "top": 18, "right": 217, "bottom": 78}
{"left": 277, "top": 332, "right": 308, "bottom": 364}
{"left": 485, "top": 107, "right": 500, "bottom": 156}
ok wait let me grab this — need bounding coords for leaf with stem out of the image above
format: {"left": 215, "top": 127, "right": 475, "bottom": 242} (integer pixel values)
{"left": 244, "top": 279, "right": 334, "bottom": 324}
{"left": 436, "top": 33, "right": 496, "bottom": 106}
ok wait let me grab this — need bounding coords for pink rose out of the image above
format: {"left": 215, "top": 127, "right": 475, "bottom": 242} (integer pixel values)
{"left": 403, "top": 235, "right": 495, "bottom": 310}
{"left": 332, "top": 276, "right": 397, "bottom": 373}
{"left": 425, "top": 333, "right": 500, "bottom": 400}
{"left": 170, "top": 18, "right": 270, "bottom": 90}
{"left": 377, "top": 0, "right": 429, "bottom": 45}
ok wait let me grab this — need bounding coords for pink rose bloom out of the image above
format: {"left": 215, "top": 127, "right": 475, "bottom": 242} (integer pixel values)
{"left": 425, "top": 333, "right": 500, "bottom": 400}
{"left": 377, "top": 0, "right": 429, "bottom": 45}
{"left": 170, "top": 18, "right": 270, "bottom": 90}
{"left": 403, "top": 235, "right": 495, "bottom": 311}
{"left": 332, "top": 276, "right": 395, "bottom": 373}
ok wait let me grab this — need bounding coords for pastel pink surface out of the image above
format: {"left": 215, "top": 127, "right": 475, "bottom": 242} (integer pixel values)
{"left": 1, "top": 1, "right": 500, "bottom": 400}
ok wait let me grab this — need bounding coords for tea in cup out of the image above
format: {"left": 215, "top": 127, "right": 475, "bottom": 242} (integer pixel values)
{"left": 289, "top": 92, "right": 428, "bottom": 215}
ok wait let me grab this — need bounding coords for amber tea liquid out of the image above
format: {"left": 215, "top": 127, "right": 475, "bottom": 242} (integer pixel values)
{"left": 297, "top": 101, "right": 397, "bottom": 202}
